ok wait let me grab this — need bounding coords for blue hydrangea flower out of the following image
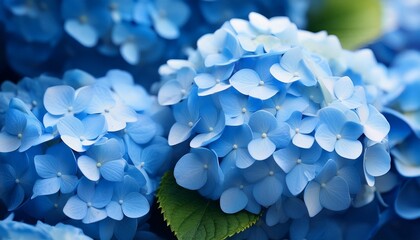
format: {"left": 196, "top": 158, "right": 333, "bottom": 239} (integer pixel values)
{"left": 32, "top": 143, "right": 78, "bottom": 198}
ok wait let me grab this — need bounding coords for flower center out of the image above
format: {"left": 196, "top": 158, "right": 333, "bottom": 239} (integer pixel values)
{"left": 241, "top": 107, "right": 247, "bottom": 113}
{"left": 293, "top": 71, "right": 300, "bottom": 78}
{"left": 188, "top": 121, "right": 194, "bottom": 127}
{"left": 67, "top": 106, "right": 73, "bottom": 113}
{"left": 96, "top": 162, "right": 102, "bottom": 168}
{"left": 87, "top": 202, "right": 92, "bottom": 208}
{"left": 258, "top": 80, "right": 265, "bottom": 86}
{"left": 180, "top": 89, "right": 187, "bottom": 95}
{"left": 295, "top": 128, "right": 300, "bottom": 134}
{"left": 57, "top": 172, "right": 62, "bottom": 177}
{"left": 104, "top": 109, "right": 110, "bottom": 113}
{"left": 119, "top": 199, "right": 124, "bottom": 205}
{"left": 32, "top": 100, "right": 38, "bottom": 107}
{"left": 239, "top": 184, "right": 244, "bottom": 189}
{"left": 261, "top": 132, "right": 267, "bottom": 138}
{"left": 275, "top": 105, "right": 281, "bottom": 110}
{"left": 15, "top": 178, "right": 20, "bottom": 184}
{"left": 54, "top": 203, "right": 59, "bottom": 208}
{"left": 296, "top": 158, "right": 302, "bottom": 164}
{"left": 336, "top": 134, "right": 342, "bottom": 140}
{"left": 232, "top": 144, "right": 238, "bottom": 150}
{"left": 321, "top": 183, "right": 327, "bottom": 188}
{"left": 79, "top": 15, "right": 88, "bottom": 24}
{"left": 268, "top": 171, "right": 274, "bottom": 176}
{"left": 208, "top": 127, "right": 214, "bottom": 132}
{"left": 17, "top": 133, "right": 23, "bottom": 139}
{"left": 203, "top": 164, "right": 208, "bottom": 169}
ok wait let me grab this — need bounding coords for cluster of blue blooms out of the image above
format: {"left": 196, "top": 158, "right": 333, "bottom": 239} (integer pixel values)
{"left": 0, "top": 0, "right": 309, "bottom": 83}
{"left": 368, "top": 0, "right": 420, "bottom": 65}
{"left": 0, "top": 69, "right": 172, "bottom": 239}
{"left": 158, "top": 12, "right": 393, "bottom": 239}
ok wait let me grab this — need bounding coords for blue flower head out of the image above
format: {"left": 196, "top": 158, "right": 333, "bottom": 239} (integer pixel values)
{"left": 0, "top": 68, "right": 172, "bottom": 239}
{"left": 158, "top": 12, "right": 392, "bottom": 236}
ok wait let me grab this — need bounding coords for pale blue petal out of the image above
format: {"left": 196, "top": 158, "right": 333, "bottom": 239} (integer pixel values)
{"left": 314, "top": 124, "right": 336, "bottom": 152}
{"left": 320, "top": 176, "right": 350, "bottom": 211}
{"left": 168, "top": 122, "right": 195, "bottom": 146}
{"left": 78, "top": 156, "right": 100, "bottom": 181}
{"left": 106, "top": 201, "right": 123, "bottom": 220}
{"left": 248, "top": 110, "right": 277, "bottom": 134}
{"left": 198, "top": 83, "right": 231, "bottom": 96}
{"left": 230, "top": 69, "right": 259, "bottom": 95}
{"left": 334, "top": 77, "right": 354, "bottom": 100}
{"left": 32, "top": 178, "right": 60, "bottom": 198}
{"left": 154, "top": 18, "right": 179, "bottom": 39}
{"left": 34, "top": 155, "right": 59, "bottom": 178}
{"left": 340, "top": 121, "right": 364, "bottom": 140}
{"left": 270, "top": 63, "right": 297, "bottom": 83}
{"left": 273, "top": 147, "right": 300, "bottom": 173}
{"left": 363, "top": 105, "right": 390, "bottom": 142}
{"left": 82, "top": 114, "right": 106, "bottom": 140}
{"left": 286, "top": 164, "right": 312, "bottom": 196}
{"left": 126, "top": 115, "right": 156, "bottom": 144}
{"left": 248, "top": 138, "right": 276, "bottom": 161}
{"left": 364, "top": 143, "right": 391, "bottom": 177}
{"left": 234, "top": 149, "right": 255, "bottom": 169}
{"left": 0, "top": 132, "right": 20, "bottom": 152}
{"left": 174, "top": 153, "right": 207, "bottom": 190}
{"left": 220, "top": 188, "right": 248, "bottom": 214}
{"left": 88, "top": 138, "right": 123, "bottom": 162}
{"left": 157, "top": 80, "right": 183, "bottom": 106}
{"left": 65, "top": 20, "right": 97, "bottom": 47}
{"left": 122, "top": 192, "right": 149, "bottom": 218}
{"left": 19, "top": 123, "right": 42, "bottom": 152}
{"left": 195, "top": 73, "right": 216, "bottom": 89}
{"left": 253, "top": 176, "right": 282, "bottom": 207}
{"left": 43, "top": 113, "right": 61, "bottom": 128}
{"left": 335, "top": 139, "right": 362, "bottom": 159}
{"left": 395, "top": 179, "right": 420, "bottom": 219}
{"left": 304, "top": 181, "right": 322, "bottom": 217}
{"left": 318, "top": 107, "right": 346, "bottom": 134}
{"left": 280, "top": 47, "right": 302, "bottom": 72}
{"left": 44, "top": 85, "right": 75, "bottom": 116}
{"left": 63, "top": 196, "right": 87, "bottom": 220}
{"left": 121, "top": 42, "right": 140, "bottom": 65}
{"left": 293, "top": 133, "right": 314, "bottom": 149}
{"left": 268, "top": 122, "right": 291, "bottom": 148}
{"left": 60, "top": 175, "right": 78, "bottom": 194}
{"left": 83, "top": 207, "right": 107, "bottom": 224}
{"left": 100, "top": 160, "right": 126, "bottom": 182}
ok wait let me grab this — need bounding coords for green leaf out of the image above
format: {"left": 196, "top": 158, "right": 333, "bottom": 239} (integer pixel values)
{"left": 307, "top": 0, "right": 382, "bottom": 49}
{"left": 157, "top": 172, "right": 260, "bottom": 240}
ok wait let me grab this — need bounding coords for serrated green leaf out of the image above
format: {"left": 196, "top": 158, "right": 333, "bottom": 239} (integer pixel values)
{"left": 157, "top": 172, "right": 260, "bottom": 240}
{"left": 307, "top": 0, "right": 382, "bottom": 49}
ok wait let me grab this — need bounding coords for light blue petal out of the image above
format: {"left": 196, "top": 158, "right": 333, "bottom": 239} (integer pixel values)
{"left": 121, "top": 42, "right": 140, "bottom": 65}
{"left": 168, "top": 122, "right": 195, "bottom": 146}
{"left": 174, "top": 153, "right": 207, "bottom": 190}
{"left": 63, "top": 196, "right": 87, "bottom": 220}
{"left": 304, "top": 181, "right": 322, "bottom": 217}
{"left": 320, "top": 176, "right": 350, "bottom": 211}
{"left": 0, "top": 132, "right": 21, "bottom": 152}
{"left": 126, "top": 115, "right": 156, "bottom": 144}
{"left": 122, "top": 192, "right": 149, "bottom": 218}
{"left": 5, "top": 108, "right": 27, "bottom": 135}
{"left": 77, "top": 156, "right": 100, "bottom": 181}
{"left": 82, "top": 114, "right": 106, "bottom": 140}
{"left": 273, "top": 146, "right": 300, "bottom": 173}
{"left": 43, "top": 113, "right": 61, "bottom": 128}
{"left": 286, "top": 164, "right": 313, "bottom": 196}
{"left": 100, "top": 160, "right": 126, "bottom": 182}
{"left": 194, "top": 73, "right": 216, "bottom": 89}
{"left": 220, "top": 188, "right": 248, "bottom": 214}
{"left": 58, "top": 116, "right": 84, "bottom": 151}
{"left": 318, "top": 107, "right": 346, "bottom": 134}
{"left": 334, "top": 77, "right": 354, "bottom": 100}
{"left": 340, "top": 121, "right": 364, "bottom": 140}
{"left": 395, "top": 179, "right": 420, "bottom": 219}
{"left": 157, "top": 80, "right": 183, "bottom": 106}
{"left": 293, "top": 133, "right": 314, "bottom": 149}
{"left": 83, "top": 207, "right": 107, "bottom": 224}
{"left": 34, "top": 154, "right": 59, "bottom": 178}
{"left": 60, "top": 175, "right": 78, "bottom": 194}
{"left": 106, "top": 201, "right": 123, "bottom": 220}
{"left": 32, "top": 178, "right": 60, "bottom": 198}
{"left": 44, "top": 85, "right": 75, "bottom": 116}
{"left": 335, "top": 139, "right": 362, "bottom": 159}
{"left": 268, "top": 122, "right": 291, "bottom": 148}
{"left": 64, "top": 20, "right": 97, "bottom": 47}
{"left": 363, "top": 105, "right": 390, "bottom": 142}
{"left": 233, "top": 149, "right": 255, "bottom": 169}
{"left": 364, "top": 143, "right": 391, "bottom": 177}
{"left": 19, "top": 123, "right": 42, "bottom": 152}
{"left": 248, "top": 138, "right": 276, "bottom": 161}
{"left": 314, "top": 124, "right": 336, "bottom": 152}
{"left": 154, "top": 18, "right": 179, "bottom": 39}
{"left": 316, "top": 159, "right": 337, "bottom": 184}
{"left": 270, "top": 63, "right": 297, "bottom": 83}
{"left": 198, "top": 83, "right": 231, "bottom": 96}
{"left": 248, "top": 110, "right": 277, "bottom": 134}
{"left": 280, "top": 47, "right": 302, "bottom": 72}
{"left": 88, "top": 138, "right": 124, "bottom": 162}
{"left": 230, "top": 69, "right": 260, "bottom": 95}
{"left": 253, "top": 176, "right": 282, "bottom": 207}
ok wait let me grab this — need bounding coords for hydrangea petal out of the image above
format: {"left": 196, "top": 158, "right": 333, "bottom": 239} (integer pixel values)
{"left": 174, "top": 153, "right": 207, "bottom": 190}
{"left": 63, "top": 196, "right": 87, "bottom": 220}
{"left": 335, "top": 139, "right": 362, "bottom": 159}
{"left": 230, "top": 69, "right": 259, "bottom": 95}
{"left": 364, "top": 143, "right": 391, "bottom": 177}
{"left": 100, "top": 160, "right": 126, "bottom": 182}
{"left": 77, "top": 156, "right": 100, "bottom": 181}
{"left": 0, "top": 132, "right": 20, "bottom": 153}
{"left": 32, "top": 178, "right": 60, "bottom": 198}
{"left": 44, "top": 85, "right": 75, "bottom": 115}
{"left": 253, "top": 176, "right": 282, "bottom": 207}
{"left": 319, "top": 176, "right": 351, "bottom": 211}
{"left": 106, "top": 201, "right": 124, "bottom": 221}
{"left": 220, "top": 188, "right": 248, "bottom": 214}
{"left": 314, "top": 124, "right": 336, "bottom": 152}
{"left": 248, "top": 138, "right": 276, "bottom": 161}
{"left": 65, "top": 20, "right": 98, "bottom": 47}
{"left": 122, "top": 192, "right": 149, "bottom": 218}
{"left": 304, "top": 181, "right": 322, "bottom": 217}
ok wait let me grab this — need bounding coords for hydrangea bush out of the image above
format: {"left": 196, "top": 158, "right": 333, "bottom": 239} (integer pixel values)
{"left": 0, "top": 69, "right": 173, "bottom": 239}
{"left": 158, "top": 12, "right": 392, "bottom": 238}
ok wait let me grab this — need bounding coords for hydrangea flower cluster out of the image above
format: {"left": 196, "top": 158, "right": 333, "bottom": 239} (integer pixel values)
{"left": 377, "top": 51, "right": 420, "bottom": 220}
{"left": 0, "top": 69, "right": 172, "bottom": 239}
{"left": 158, "top": 12, "right": 392, "bottom": 238}
{"left": 0, "top": 0, "right": 308, "bottom": 82}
